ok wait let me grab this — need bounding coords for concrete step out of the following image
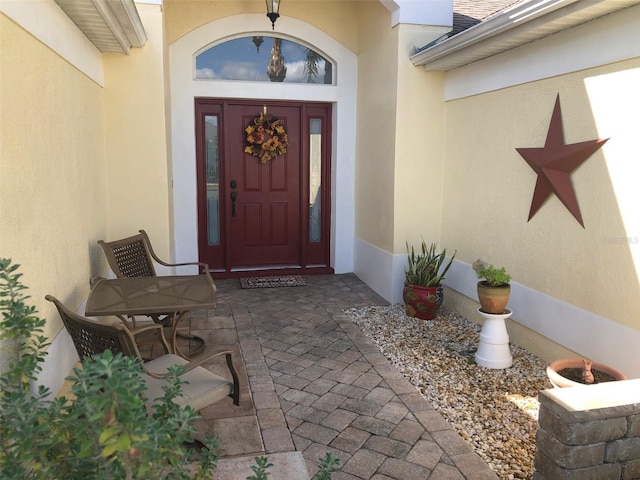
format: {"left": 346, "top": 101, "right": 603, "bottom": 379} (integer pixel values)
{"left": 212, "top": 451, "right": 309, "bottom": 480}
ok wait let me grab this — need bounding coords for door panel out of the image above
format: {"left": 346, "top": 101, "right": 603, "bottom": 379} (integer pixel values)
{"left": 228, "top": 104, "right": 301, "bottom": 268}
{"left": 195, "top": 99, "right": 332, "bottom": 276}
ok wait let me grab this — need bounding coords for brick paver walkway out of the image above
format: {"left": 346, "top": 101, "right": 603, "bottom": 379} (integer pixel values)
{"left": 211, "top": 273, "right": 498, "bottom": 480}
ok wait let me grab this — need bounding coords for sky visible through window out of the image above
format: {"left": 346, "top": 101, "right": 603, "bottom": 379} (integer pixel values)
{"left": 195, "top": 36, "right": 332, "bottom": 84}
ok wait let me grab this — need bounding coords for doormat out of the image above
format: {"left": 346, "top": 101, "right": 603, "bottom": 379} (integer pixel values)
{"left": 239, "top": 275, "right": 306, "bottom": 289}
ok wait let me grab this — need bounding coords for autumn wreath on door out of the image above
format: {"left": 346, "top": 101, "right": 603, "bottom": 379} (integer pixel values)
{"left": 244, "top": 111, "right": 288, "bottom": 163}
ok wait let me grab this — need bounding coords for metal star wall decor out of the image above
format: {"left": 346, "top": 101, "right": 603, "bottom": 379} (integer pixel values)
{"left": 516, "top": 94, "right": 609, "bottom": 228}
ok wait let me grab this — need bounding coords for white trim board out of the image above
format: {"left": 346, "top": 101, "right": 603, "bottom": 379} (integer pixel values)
{"left": 443, "top": 259, "right": 640, "bottom": 379}
{"left": 354, "top": 236, "right": 406, "bottom": 305}
{"left": 380, "top": 0, "right": 453, "bottom": 28}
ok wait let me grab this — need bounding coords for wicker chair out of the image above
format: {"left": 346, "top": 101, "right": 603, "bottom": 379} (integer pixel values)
{"left": 97, "top": 229, "right": 212, "bottom": 328}
{"left": 98, "top": 229, "right": 210, "bottom": 279}
{"left": 46, "top": 295, "right": 240, "bottom": 411}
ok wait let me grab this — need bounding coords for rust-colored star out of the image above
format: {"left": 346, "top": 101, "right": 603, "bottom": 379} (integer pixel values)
{"left": 516, "top": 94, "right": 608, "bottom": 228}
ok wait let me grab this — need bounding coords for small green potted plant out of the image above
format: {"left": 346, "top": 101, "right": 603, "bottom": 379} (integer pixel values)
{"left": 403, "top": 240, "right": 456, "bottom": 320}
{"left": 475, "top": 263, "right": 511, "bottom": 314}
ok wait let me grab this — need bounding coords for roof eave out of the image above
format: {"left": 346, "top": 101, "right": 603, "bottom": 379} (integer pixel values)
{"left": 409, "top": 0, "right": 630, "bottom": 71}
{"left": 55, "top": 0, "right": 147, "bottom": 55}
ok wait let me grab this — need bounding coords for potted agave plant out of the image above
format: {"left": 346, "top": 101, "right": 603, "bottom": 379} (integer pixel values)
{"left": 403, "top": 240, "right": 456, "bottom": 320}
{"left": 475, "top": 263, "right": 511, "bottom": 314}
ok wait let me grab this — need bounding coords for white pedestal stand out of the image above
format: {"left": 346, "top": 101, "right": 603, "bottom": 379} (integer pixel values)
{"left": 475, "top": 308, "right": 513, "bottom": 369}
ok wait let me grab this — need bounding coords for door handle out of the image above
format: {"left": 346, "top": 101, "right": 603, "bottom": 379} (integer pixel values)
{"left": 230, "top": 191, "right": 237, "bottom": 217}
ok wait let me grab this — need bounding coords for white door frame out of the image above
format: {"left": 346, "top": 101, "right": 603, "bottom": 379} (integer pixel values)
{"left": 169, "top": 14, "right": 358, "bottom": 273}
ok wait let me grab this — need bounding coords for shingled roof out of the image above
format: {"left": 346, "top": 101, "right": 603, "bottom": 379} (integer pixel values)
{"left": 451, "top": 0, "right": 524, "bottom": 36}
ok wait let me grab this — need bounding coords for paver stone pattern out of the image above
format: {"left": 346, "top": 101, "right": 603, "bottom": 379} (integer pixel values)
{"left": 211, "top": 274, "right": 498, "bottom": 480}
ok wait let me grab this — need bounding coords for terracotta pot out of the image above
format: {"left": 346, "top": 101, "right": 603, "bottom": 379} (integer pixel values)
{"left": 546, "top": 358, "right": 628, "bottom": 388}
{"left": 403, "top": 283, "right": 443, "bottom": 320}
{"left": 477, "top": 281, "right": 510, "bottom": 314}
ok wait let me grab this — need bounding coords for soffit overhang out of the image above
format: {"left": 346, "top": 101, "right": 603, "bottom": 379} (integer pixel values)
{"left": 54, "top": 0, "right": 146, "bottom": 54}
{"left": 411, "top": 0, "right": 639, "bottom": 71}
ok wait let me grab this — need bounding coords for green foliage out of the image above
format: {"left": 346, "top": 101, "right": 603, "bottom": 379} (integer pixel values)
{"left": 477, "top": 265, "right": 511, "bottom": 287}
{"left": 313, "top": 452, "right": 342, "bottom": 480}
{"left": 405, "top": 240, "right": 456, "bottom": 287}
{"left": 245, "top": 452, "right": 341, "bottom": 480}
{"left": 0, "top": 259, "right": 218, "bottom": 480}
{"left": 0, "top": 258, "right": 340, "bottom": 480}
{"left": 247, "top": 455, "right": 274, "bottom": 480}
{"left": 0, "top": 258, "right": 49, "bottom": 391}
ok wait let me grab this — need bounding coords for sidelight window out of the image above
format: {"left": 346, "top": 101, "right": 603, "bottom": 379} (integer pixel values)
{"left": 205, "top": 115, "right": 220, "bottom": 246}
{"left": 309, "top": 118, "right": 322, "bottom": 243}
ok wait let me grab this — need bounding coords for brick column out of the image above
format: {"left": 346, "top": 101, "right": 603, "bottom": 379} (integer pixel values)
{"left": 534, "top": 379, "right": 640, "bottom": 480}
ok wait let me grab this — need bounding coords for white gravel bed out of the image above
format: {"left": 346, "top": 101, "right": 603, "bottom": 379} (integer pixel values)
{"left": 345, "top": 304, "right": 553, "bottom": 480}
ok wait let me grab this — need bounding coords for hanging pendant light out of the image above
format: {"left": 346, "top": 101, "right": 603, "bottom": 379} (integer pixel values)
{"left": 265, "top": 0, "right": 280, "bottom": 30}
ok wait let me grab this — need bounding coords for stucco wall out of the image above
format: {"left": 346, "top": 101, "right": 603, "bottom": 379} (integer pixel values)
{"left": 0, "top": 2, "right": 173, "bottom": 393}
{"left": 393, "top": 26, "right": 446, "bottom": 254}
{"left": 164, "top": 0, "right": 362, "bottom": 53}
{"left": 354, "top": 4, "right": 398, "bottom": 253}
{"left": 0, "top": 14, "right": 108, "bottom": 340}
{"left": 441, "top": 57, "right": 640, "bottom": 332}
{"left": 354, "top": 12, "right": 449, "bottom": 256}
{"left": 102, "top": 3, "right": 172, "bottom": 258}
{"left": 353, "top": 17, "right": 448, "bottom": 301}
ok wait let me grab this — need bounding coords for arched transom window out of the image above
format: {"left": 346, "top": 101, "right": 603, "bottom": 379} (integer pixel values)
{"left": 195, "top": 36, "right": 334, "bottom": 84}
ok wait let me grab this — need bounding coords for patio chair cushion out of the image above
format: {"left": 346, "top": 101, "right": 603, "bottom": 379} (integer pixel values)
{"left": 144, "top": 354, "right": 234, "bottom": 412}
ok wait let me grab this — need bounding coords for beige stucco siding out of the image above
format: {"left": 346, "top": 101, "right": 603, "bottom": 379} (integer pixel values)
{"left": 440, "top": 57, "right": 640, "bottom": 331}
{"left": 164, "top": 0, "right": 362, "bottom": 53}
{"left": 355, "top": 21, "right": 448, "bottom": 256}
{"left": 102, "top": 4, "right": 171, "bottom": 258}
{"left": 354, "top": 6, "right": 398, "bottom": 253}
{"left": 393, "top": 25, "right": 446, "bottom": 254}
{"left": 0, "top": 13, "right": 108, "bottom": 340}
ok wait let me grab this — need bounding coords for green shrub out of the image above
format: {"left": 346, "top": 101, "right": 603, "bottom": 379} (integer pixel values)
{"left": 0, "top": 258, "right": 217, "bottom": 479}
{"left": 0, "top": 258, "right": 340, "bottom": 480}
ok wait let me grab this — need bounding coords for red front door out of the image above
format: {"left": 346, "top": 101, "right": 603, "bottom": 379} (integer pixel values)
{"left": 228, "top": 103, "right": 301, "bottom": 268}
{"left": 195, "top": 99, "right": 332, "bottom": 277}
